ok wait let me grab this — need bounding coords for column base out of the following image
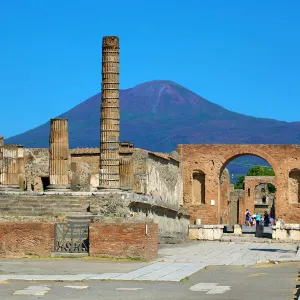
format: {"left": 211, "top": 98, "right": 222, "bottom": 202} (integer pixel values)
{"left": 46, "top": 185, "right": 71, "bottom": 192}
{"left": 0, "top": 185, "right": 20, "bottom": 191}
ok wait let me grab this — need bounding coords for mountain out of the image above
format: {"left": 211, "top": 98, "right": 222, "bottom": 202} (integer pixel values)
{"left": 6, "top": 80, "right": 300, "bottom": 176}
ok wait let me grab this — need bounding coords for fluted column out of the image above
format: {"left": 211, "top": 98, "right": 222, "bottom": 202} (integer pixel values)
{"left": 98, "top": 36, "right": 120, "bottom": 189}
{"left": 0, "top": 144, "right": 20, "bottom": 191}
{"left": 17, "top": 145, "right": 25, "bottom": 190}
{"left": 47, "top": 118, "right": 70, "bottom": 192}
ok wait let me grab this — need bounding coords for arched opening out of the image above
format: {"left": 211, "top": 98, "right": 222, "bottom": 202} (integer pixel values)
{"left": 192, "top": 170, "right": 206, "bottom": 204}
{"left": 288, "top": 169, "right": 300, "bottom": 204}
{"left": 254, "top": 183, "right": 276, "bottom": 219}
{"left": 219, "top": 154, "right": 276, "bottom": 226}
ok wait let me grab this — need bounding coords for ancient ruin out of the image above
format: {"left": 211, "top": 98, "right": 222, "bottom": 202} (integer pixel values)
{"left": 47, "top": 118, "right": 70, "bottom": 192}
{"left": 99, "top": 36, "right": 120, "bottom": 190}
{"left": 1, "top": 36, "right": 300, "bottom": 259}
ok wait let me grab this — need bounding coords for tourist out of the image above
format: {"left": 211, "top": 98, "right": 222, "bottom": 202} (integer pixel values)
{"left": 256, "top": 214, "right": 261, "bottom": 226}
{"left": 252, "top": 214, "right": 256, "bottom": 226}
{"left": 264, "top": 211, "right": 270, "bottom": 227}
{"left": 270, "top": 217, "right": 275, "bottom": 226}
{"left": 245, "top": 209, "right": 251, "bottom": 226}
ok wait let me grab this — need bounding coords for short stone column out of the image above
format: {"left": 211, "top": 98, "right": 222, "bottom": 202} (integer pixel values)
{"left": 0, "top": 145, "right": 20, "bottom": 191}
{"left": 47, "top": 118, "right": 70, "bottom": 192}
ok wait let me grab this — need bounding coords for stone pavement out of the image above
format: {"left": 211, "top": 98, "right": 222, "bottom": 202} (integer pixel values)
{"left": 0, "top": 263, "right": 299, "bottom": 299}
{"left": 0, "top": 241, "right": 299, "bottom": 283}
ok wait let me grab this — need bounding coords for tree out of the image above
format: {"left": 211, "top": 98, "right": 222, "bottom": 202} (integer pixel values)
{"left": 234, "top": 165, "right": 275, "bottom": 190}
{"left": 234, "top": 175, "right": 245, "bottom": 190}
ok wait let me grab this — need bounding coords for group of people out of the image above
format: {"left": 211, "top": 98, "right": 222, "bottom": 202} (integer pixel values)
{"left": 245, "top": 209, "right": 275, "bottom": 227}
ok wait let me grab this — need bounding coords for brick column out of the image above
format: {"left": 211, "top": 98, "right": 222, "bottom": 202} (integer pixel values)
{"left": 0, "top": 145, "right": 20, "bottom": 191}
{"left": 98, "top": 36, "right": 120, "bottom": 190}
{"left": 47, "top": 118, "right": 70, "bottom": 192}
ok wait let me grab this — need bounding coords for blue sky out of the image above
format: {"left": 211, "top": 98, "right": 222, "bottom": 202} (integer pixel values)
{"left": 1, "top": 0, "right": 300, "bottom": 138}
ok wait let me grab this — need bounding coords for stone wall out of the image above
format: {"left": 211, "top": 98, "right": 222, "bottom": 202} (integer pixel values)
{"left": 0, "top": 222, "right": 54, "bottom": 257}
{"left": 178, "top": 144, "right": 300, "bottom": 224}
{"left": 23, "top": 148, "right": 183, "bottom": 211}
{"left": 89, "top": 223, "right": 158, "bottom": 260}
{"left": 229, "top": 189, "right": 244, "bottom": 225}
{"left": 132, "top": 149, "right": 182, "bottom": 208}
{"left": 220, "top": 169, "right": 230, "bottom": 224}
{"left": 0, "top": 191, "right": 189, "bottom": 244}
{"left": 24, "top": 148, "right": 49, "bottom": 192}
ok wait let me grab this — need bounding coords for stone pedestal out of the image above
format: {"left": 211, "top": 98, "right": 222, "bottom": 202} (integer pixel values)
{"left": 0, "top": 145, "right": 20, "bottom": 191}
{"left": 47, "top": 119, "right": 70, "bottom": 192}
{"left": 189, "top": 225, "right": 224, "bottom": 240}
{"left": 98, "top": 36, "right": 121, "bottom": 190}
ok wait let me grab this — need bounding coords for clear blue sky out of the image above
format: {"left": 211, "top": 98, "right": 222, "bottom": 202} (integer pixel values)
{"left": 1, "top": 0, "right": 300, "bottom": 138}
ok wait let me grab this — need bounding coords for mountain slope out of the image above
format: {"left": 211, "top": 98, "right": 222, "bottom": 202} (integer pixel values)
{"left": 7, "top": 80, "right": 300, "bottom": 153}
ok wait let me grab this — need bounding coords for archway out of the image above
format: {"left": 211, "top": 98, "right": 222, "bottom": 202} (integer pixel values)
{"left": 219, "top": 153, "right": 276, "bottom": 225}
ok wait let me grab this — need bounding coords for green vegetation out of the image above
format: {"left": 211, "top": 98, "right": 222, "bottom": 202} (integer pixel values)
{"left": 234, "top": 166, "right": 275, "bottom": 192}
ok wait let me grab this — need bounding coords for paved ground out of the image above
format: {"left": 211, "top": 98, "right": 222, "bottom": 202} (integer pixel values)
{"left": 157, "top": 241, "right": 299, "bottom": 265}
{"left": 0, "top": 241, "right": 299, "bottom": 298}
{"left": 0, "top": 263, "right": 299, "bottom": 299}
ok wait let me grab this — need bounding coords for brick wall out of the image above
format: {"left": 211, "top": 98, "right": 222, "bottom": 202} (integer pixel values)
{"left": 178, "top": 144, "right": 300, "bottom": 224}
{"left": 0, "top": 222, "right": 54, "bottom": 257}
{"left": 89, "top": 223, "right": 158, "bottom": 260}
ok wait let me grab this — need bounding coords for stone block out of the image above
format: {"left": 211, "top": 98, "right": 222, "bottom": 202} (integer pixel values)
{"left": 233, "top": 224, "right": 242, "bottom": 235}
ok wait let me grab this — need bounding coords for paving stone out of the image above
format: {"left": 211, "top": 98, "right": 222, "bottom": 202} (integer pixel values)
{"left": 13, "top": 285, "right": 51, "bottom": 296}
{"left": 65, "top": 285, "right": 89, "bottom": 289}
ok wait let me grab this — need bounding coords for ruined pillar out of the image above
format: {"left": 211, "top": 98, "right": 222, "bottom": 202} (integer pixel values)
{"left": 119, "top": 142, "right": 134, "bottom": 190}
{"left": 17, "top": 145, "right": 25, "bottom": 190}
{"left": 0, "top": 144, "right": 20, "bottom": 191}
{"left": 47, "top": 118, "right": 70, "bottom": 192}
{"left": 98, "top": 36, "right": 120, "bottom": 190}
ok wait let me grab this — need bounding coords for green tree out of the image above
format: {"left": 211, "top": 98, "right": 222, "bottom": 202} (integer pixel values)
{"left": 234, "top": 165, "right": 275, "bottom": 191}
{"left": 234, "top": 175, "right": 245, "bottom": 189}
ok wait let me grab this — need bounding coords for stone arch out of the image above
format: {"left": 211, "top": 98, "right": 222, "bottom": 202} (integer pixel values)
{"left": 218, "top": 150, "right": 277, "bottom": 224}
{"left": 219, "top": 150, "right": 277, "bottom": 179}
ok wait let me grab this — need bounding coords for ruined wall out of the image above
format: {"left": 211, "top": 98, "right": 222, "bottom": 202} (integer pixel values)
{"left": 178, "top": 144, "right": 300, "bottom": 224}
{"left": 24, "top": 148, "right": 49, "bottom": 192}
{"left": 0, "top": 222, "right": 54, "bottom": 258}
{"left": 220, "top": 168, "right": 230, "bottom": 224}
{"left": 244, "top": 176, "right": 275, "bottom": 218}
{"left": 89, "top": 223, "right": 158, "bottom": 260}
{"left": 229, "top": 189, "right": 244, "bottom": 225}
{"left": 132, "top": 149, "right": 182, "bottom": 209}
{"left": 70, "top": 149, "right": 99, "bottom": 191}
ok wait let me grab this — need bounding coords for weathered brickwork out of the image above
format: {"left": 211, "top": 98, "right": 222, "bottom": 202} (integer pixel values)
{"left": 178, "top": 144, "right": 300, "bottom": 224}
{"left": 220, "top": 169, "right": 231, "bottom": 224}
{"left": 242, "top": 176, "right": 275, "bottom": 223}
{"left": 89, "top": 223, "right": 158, "bottom": 260}
{"left": 0, "top": 222, "right": 54, "bottom": 257}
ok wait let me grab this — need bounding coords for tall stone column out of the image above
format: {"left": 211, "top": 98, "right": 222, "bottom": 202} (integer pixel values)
{"left": 98, "top": 36, "right": 120, "bottom": 189}
{"left": 0, "top": 145, "right": 20, "bottom": 191}
{"left": 47, "top": 118, "right": 70, "bottom": 192}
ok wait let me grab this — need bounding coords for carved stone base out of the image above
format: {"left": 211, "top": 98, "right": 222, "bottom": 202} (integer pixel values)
{"left": 46, "top": 184, "right": 71, "bottom": 192}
